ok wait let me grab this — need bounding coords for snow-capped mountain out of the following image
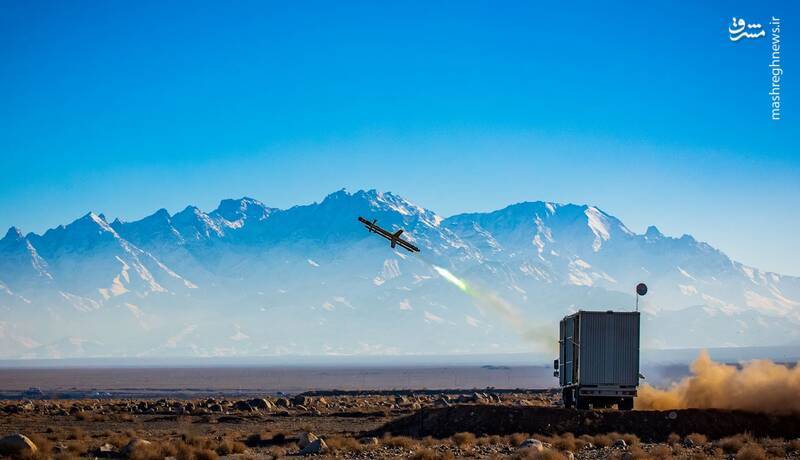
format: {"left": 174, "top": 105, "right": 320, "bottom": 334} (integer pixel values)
{"left": 1, "top": 189, "right": 798, "bottom": 359}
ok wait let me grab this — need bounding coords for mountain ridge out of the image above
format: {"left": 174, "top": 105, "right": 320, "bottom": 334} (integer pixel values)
{"left": 1, "top": 189, "right": 798, "bottom": 359}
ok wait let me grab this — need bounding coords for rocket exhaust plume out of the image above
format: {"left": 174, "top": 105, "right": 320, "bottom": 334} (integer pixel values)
{"left": 430, "top": 264, "right": 556, "bottom": 352}
{"left": 636, "top": 350, "right": 800, "bottom": 414}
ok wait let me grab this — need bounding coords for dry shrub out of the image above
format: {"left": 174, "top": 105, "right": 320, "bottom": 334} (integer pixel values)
{"left": 266, "top": 445, "right": 287, "bottom": 457}
{"left": 64, "top": 440, "right": 89, "bottom": 456}
{"left": 765, "top": 444, "right": 786, "bottom": 457}
{"left": 52, "top": 453, "right": 80, "bottom": 460}
{"left": 735, "top": 444, "right": 768, "bottom": 460}
{"left": 452, "top": 432, "right": 476, "bottom": 448}
{"left": 649, "top": 444, "right": 673, "bottom": 459}
{"left": 513, "top": 448, "right": 567, "bottom": 460}
{"left": 608, "top": 432, "right": 639, "bottom": 446}
{"left": 476, "top": 435, "right": 502, "bottom": 446}
{"left": 215, "top": 439, "right": 246, "bottom": 455}
{"left": 194, "top": 449, "right": 219, "bottom": 460}
{"left": 591, "top": 434, "right": 612, "bottom": 448}
{"left": 667, "top": 433, "right": 681, "bottom": 445}
{"left": 66, "top": 428, "right": 86, "bottom": 441}
{"left": 129, "top": 442, "right": 174, "bottom": 460}
{"left": 381, "top": 434, "right": 416, "bottom": 449}
{"left": 686, "top": 433, "right": 708, "bottom": 445}
{"left": 550, "top": 433, "right": 582, "bottom": 452}
{"left": 28, "top": 434, "right": 53, "bottom": 457}
{"left": 411, "top": 448, "right": 439, "bottom": 460}
{"left": 789, "top": 439, "right": 800, "bottom": 452}
{"left": 421, "top": 436, "right": 438, "bottom": 447}
{"left": 325, "top": 436, "right": 362, "bottom": 452}
{"left": 626, "top": 445, "right": 648, "bottom": 460}
{"left": 717, "top": 434, "right": 753, "bottom": 454}
{"left": 509, "top": 433, "right": 530, "bottom": 446}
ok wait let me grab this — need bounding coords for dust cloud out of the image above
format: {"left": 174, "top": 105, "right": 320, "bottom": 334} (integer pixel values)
{"left": 636, "top": 350, "right": 800, "bottom": 414}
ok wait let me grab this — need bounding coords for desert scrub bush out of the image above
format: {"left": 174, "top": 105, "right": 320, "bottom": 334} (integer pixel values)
{"left": 325, "top": 436, "right": 362, "bottom": 452}
{"left": 625, "top": 445, "right": 649, "bottom": 460}
{"left": 686, "top": 433, "right": 708, "bottom": 445}
{"left": 508, "top": 433, "right": 531, "bottom": 446}
{"left": 193, "top": 448, "right": 219, "bottom": 460}
{"left": 214, "top": 438, "right": 246, "bottom": 455}
{"left": 590, "top": 434, "right": 612, "bottom": 448}
{"left": 27, "top": 434, "right": 53, "bottom": 458}
{"left": 550, "top": 432, "right": 582, "bottom": 452}
{"left": 649, "top": 444, "right": 674, "bottom": 460}
{"left": 65, "top": 440, "right": 89, "bottom": 456}
{"left": 513, "top": 448, "right": 567, "bottom": 460}
{"left": 381, "top": 434, "right": 416, "bottom": 449}
{"left": 451, "top": 432, "right": 476, "bottom": 448}
{"left": 476, "top": 435, "right": 503, "bottom": 446}
{"left": 608, "top": 432, "right": 639, "bottom": 446}
{"left": 717, "top": 434, "right": 753, "bottom": 454}
{"left": 735, "top": 444, "right": 768, "bottom": 460}
{"left": 65, "top": 428, "right": 87, "bottom": 441}
{"left": 410, "top": 448, "right": 439, "bottom": 460}
{"left": 667, "top": 432, "right": 681, "bottom": 445}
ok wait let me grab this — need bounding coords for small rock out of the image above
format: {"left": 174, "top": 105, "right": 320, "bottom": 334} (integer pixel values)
{"left": 518, "top": 439, "right": 544, "bottom": 452}
{"left": 299, "top": 438, "right": 327, "bottom": 455}
{"left": 683, "top": 438, "right": 695, "bottom": 448}
{"left": 564, "top": 452, "right": 575, "bottom": 460}
{"left": 613, "top": 439, "right": 628, "bottom": 449}
{"left": 298, "top": 432, "right": 319, "bottom": 449}
{"left": 0, "top": 434, "right": 38, "bottom": 457}
{"left": 359, "top": 437, "right": 379, "bottom": 446}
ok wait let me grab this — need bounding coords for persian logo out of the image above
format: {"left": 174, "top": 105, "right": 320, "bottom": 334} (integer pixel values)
{"left": 728, "top": 17, "right": 765, "bottom": 41}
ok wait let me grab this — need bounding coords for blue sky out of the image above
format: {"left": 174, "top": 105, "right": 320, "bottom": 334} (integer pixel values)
{"left": 0, "top": 0, "right": 797, "bottom": 275}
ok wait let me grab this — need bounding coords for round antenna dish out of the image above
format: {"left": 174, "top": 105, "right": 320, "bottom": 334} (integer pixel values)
{"left": 636, "top": 283, "right": 648, "bottom": 296}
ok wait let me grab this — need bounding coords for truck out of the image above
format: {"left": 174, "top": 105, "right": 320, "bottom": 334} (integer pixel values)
{"left": 553, "top": 310, "right": 640, "bottom": 410}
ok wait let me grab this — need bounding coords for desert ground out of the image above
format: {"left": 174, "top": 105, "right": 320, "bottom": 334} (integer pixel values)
{"left": 1, "top": 366, "right": 799, "bottom": 459}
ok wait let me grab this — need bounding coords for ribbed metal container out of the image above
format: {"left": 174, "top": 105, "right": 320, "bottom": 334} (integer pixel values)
{"left": 559, "top": 310, "right": 640, "bottom": 387}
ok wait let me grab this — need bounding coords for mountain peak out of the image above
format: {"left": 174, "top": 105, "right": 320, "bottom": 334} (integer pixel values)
{"left": 3, "top": 226, "right": 24, "bottom": 242}
{"left": 212, "top": 197, "right": 273, "bottom": 223}
{"left": 645, "top": 225, "right": 663, "bottom": 239}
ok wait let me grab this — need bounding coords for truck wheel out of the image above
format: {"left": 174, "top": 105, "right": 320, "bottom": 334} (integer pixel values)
{"left": 562, "top": 388, "right": 574, "bottom": 409}
{"left": 618, "top": 398, "right": 634, "bottom": 410}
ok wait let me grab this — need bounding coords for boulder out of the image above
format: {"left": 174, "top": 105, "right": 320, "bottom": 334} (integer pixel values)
{"left": 249, "top": 398, "right": 275, "bottom": 410}
{"left": 232, "top": 401, "right": 254, "bottom": 412}
{"left": 275, "top": 397, "right": 292, "bottom": 408}
{"left": 0, "top": 434, "right": 38, "bottom": 457}
{"left": 299, "top": 438, "right": 327, "bottom": 455}
{"left": 518, "top": 439, "right": 544, "bottom": 452}
{"left": 298, "top": 432, "right": 318, "bottom": 449}
{"left": 293, "top": 395, "right": 312, "bottom": 406}
{"left": 359, "top": 437, "right": 379, "bottom": 446}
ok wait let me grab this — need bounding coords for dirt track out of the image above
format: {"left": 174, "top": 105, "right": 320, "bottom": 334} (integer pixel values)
{"left": 371, "top": 405, "right": 800, "bottom": 442}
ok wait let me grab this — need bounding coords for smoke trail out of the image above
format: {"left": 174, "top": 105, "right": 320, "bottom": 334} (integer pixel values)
{"left": 635, "top": 350, "right": 800, "bottom": 414}
{"left": 429, "top": 264, "right": 556, "bottom": 353}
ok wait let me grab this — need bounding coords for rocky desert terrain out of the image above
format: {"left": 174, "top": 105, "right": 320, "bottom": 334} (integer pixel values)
{"left": 1, "top": 391, "right": 800, "bottom": 459}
